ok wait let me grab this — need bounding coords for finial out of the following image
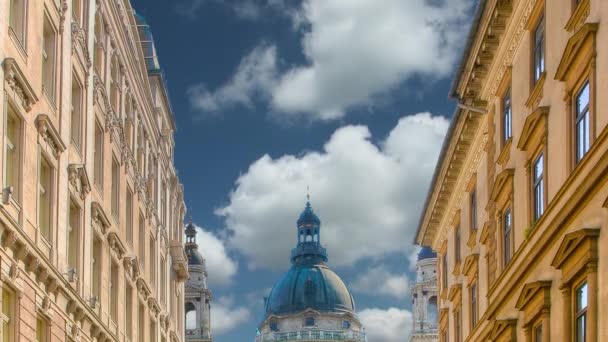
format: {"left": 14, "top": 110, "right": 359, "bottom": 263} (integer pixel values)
{"left": 306, "top": 186, "right": 310, "bottom": 202}
{"left": 189, "top": 215, "right": 193, "bottom": 225}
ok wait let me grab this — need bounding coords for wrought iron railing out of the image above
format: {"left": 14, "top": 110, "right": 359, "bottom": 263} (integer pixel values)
{"left": 255, "top": 329, "right": 366, "bottom": 342}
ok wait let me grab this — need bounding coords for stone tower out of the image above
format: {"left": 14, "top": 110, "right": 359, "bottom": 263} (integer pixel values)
{"left": 185, "top": 220, "right": 213, "bottom": 342}
{"left": 409, "top": 247, "right": 438, "bottom": 341}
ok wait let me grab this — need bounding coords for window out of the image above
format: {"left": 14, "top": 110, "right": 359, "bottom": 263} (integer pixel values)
{"left": 575, "top": 81, "right": 590, "bottom": 162}
{"left": 38, "top": 156, "right": 52, "bottom": 241}
{"left": 533, "top": 153, "right": 544, "bottom": 221}
{"left": 534, "top": 323, "right": 543, "bottom": 342}
{"left": 5, "top": 106, "right": 21, "bottom": 201}
{"left": 150, "top": 236, "right": 156, "bottom": 286}
{"left": 1, "top": 288, "right": 14, "bottom": 342}
{"left": 533, "top": 15, "right": 545, "bottom": 83}
{"left": 470, "top": 282, "right": 478, "bottom": 328}
{"left": 160, "top": 257, "right": 166, "bottom": 306}
{"left": 270, "top": 321, "right": 278, "bottom": 332}
{"left": 454, "top": 309, "right": 461, "bottom": 342}
{"left": 305, "top": 317, "right": 315, "bottom": 327}
{"left": 67, "top": 200, "right": 80, "bottom": 278}
{"left": 111, "top": 157, "right": 119, "bottom": 220}
{"left": 92, "top": 237, "right": 102, "bottom": 302}
{"left": 470, "top": 189, "right": 477, "bottom": 231}
{"left": 93, "top": 121, "right": 103, "bottom": 189}
{"left": 93, "top": 14, "right": 105, "bottom": 77}
{"left": 71, "top": 74, "right": 83, "bottom": 150}
{"left": 139, "top": 213, "right": 145, "bottom": 270}
{"left": 442, "top": 253, "right": 448, "bottom": 290}
{"left": 72, "top": 0, "right": 83, "bottom": 26}
{"left": 454, "top": 224, "right": 461, "bottom": 264}
{"left": 110, "top": 57, "right": 120, "bottom": 111}
{"left": 503, "top": 208, "right": 512, "bottom": 265}
{"left": 575, "top": 282, "right": 588, "bottom": 342}
{"left": 125, "top": 283, "right": 133, "bottom": 339}
{"left": 342, "top": 320, "right": 351, "bottom": 329}
{"left": 150, "top": 320, "right": 156, "bottom": 342}
{"left": 36, "top": 317, "right": 48, "bottom": 342}
{"left": 110, "top": 262, "right": 118, "bottom": 322}
{"left": 126, "top": 187, "right": 133, "bottom": 244}
{"left": 503, "top": 89, "right": 512, "bottom": 144}
{"left": 42, "top": 17, "right": 57, "bottom": 101}
{"left": 138, "top": 304, "right": 145, "bottom": 342}
{"left": 9, "top": 0, "right": 27, "bottom": 46}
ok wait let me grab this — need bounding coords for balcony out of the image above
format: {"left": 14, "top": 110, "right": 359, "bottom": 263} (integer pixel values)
{"left": 256, "top": 329, "right": 367, "bottom": 342}
{"left": 169, "top": 240, "right": 188, "bottom": 281}
{"left": 185, "top": 328, "right": 211, "bottom": 341}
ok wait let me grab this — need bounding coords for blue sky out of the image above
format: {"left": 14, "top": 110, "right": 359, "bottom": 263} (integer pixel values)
{"left": 131, "top": 0, "right": 474, "bottom": 341}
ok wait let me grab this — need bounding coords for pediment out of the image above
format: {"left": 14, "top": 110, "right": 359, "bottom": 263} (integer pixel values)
{"left": 555, "top": 23, "right": 598, "bottom": 81}
{"left": 448, "top": 284, "right": 462, "bottom": 303}
{"left": 462, "top": 254, "right": 479, "bottom": 277}
{"left": 551, "top": 228, "right": 599, "bottom": 270}
{"left": 490, "top": 169, "right": 514, "bottom": 202}
{"left": 36, "top": 114, "right": 66, "bottom": 157}
{"left": 490, "top": 319, "right": 517, "bottom": 341}
{"left": 515, "top": 280, "right": 551, "bottom": 310}
{"left": 91, "top": 201, "right": 111, "bottom": 233}
{"left": 518, "top": 107, "right": 549, "bottom": 151}
{"left": 3, "top": 58, "right": 38, "bottom": 111}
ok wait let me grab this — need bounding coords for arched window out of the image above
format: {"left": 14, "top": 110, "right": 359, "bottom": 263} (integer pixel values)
{"left": 342, "top": 320, "right": 351, "bottom": 329}
{"left": 185, "top": 302, "right": 196, "bottom": 330}
{"left": 270, "top": 321, "right": 279, "bottom": 332}
{"left": 428, "top": 296, "right": 438, "bottom": 323}
{"left": 304, "top": 317, "right": 315, "bottom": 327}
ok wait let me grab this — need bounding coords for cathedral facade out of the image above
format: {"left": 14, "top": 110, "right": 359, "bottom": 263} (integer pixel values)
{"left": 256, "top": 200, "right": 366, "bottom": 342}
{"left": 184, "top": 221, "right": 212, "bottom": 342}
{"left": 409, "top": 247, "right": 438, "bottom": 342}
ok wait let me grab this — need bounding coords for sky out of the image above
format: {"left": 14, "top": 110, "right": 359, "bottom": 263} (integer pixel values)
{"left": 130, "top": 0, "right": 475, "bottom": 341}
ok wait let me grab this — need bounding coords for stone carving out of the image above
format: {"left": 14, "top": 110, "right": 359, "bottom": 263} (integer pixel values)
{"left": 3, "top": 58, "right": 38, "bottom": 111}
{"left": 35, "top": 114, "right": 67, "bottom": 157}
{"left": 68, "top": 164, "right": 91, "bottom": 200}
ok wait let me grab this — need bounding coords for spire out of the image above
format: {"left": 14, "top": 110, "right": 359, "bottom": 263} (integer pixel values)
{"left": 291, "top": 199, "right": 327, "bottom": 264}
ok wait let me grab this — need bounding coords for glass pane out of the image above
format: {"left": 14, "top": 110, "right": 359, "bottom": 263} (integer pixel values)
{"left": 576, "top": 314, "right": 586, "bottom": 342}
{"left": 535, "top": 323, "right": 542, "bottom": 342}
{"left": 577, "top": 282, "right": 588, "bottom": 311}
{"left": 576, "top": 83, "right": 590, "bottom": 116}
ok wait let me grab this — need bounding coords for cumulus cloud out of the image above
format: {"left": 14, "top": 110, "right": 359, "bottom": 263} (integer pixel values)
{"left": 216, "top": 112, "right": 449, "bottom": 270}
{"left": 211, "top": 296, "right": 251, "bottom": 335}
{"left": 189, "top": 0, "right": 472, "bottom": 120}
{"left": 188, "top": 45, "right": 278, "bottom": 115}
{"left": 358, "top": 308, "right": 413, "bottom": 342}
{"left": 350, "top": 266, "right": 409, "bottom": 299}
{"left": 192, "top": 224, "right": 239, "bottom": 285}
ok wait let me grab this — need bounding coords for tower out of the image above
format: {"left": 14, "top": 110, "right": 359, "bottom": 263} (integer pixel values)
{"left": 409, "top": 247, "right": 438, "bottom": 341}
{"left": 256, "top": 199, "right": 366, "bottom": 342}
{"left": 185, "top": 220, "right": 213, "bottom": 342}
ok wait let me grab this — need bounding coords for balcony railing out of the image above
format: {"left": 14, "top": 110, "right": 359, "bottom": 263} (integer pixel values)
{"left": 255, "top": 329, "right": 367, "bottom": 342}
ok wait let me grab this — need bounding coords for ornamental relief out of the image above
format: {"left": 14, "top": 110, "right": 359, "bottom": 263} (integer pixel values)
{"left": 67, "top": 164, "right": 91, "bottom": 200}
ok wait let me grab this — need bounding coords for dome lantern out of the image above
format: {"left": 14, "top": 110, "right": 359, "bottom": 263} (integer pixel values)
{"left": 291, "top": 197, "right": 327, "bottom": 264}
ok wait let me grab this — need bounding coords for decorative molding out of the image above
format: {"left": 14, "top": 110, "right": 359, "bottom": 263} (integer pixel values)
{"left": 35, "top": 114, "right": 67, "bottom": 157}
{"left": 107, "top": 231, "right": 126, "bottom": 260}
{"left": 551, "top": 228, "right": 599, "bottom": 284}
{"left": 71, "top": 21, "right": 92, "bottom": 69}
{"left": 555, "top": 23, "right": 598, "bottom": 81}
{"left": 67, "top": 164, "right": 91, "bottom": 200}
{"left": 91, "top": 202, "right": 111, "bottom": 234}
{"left": 3, "top": 58, "right": 39, "bottom": 111}
{"left": 525, "top": 72, "right": 546, "bottom": 109}
{"left": 565, "top": 0, "right": 590, "bottom": 32}
{"left": 489, "top": 319, "right": 517, "bottom": 341}
{"left": 517, "top": 106, "right": 549, "bottom": 151}
{"left": 489, "top": 168, "right": 514, "bottom": 202}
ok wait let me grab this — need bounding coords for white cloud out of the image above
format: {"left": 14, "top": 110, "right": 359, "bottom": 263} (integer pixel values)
{"left": 408, "top": 245, "right": 422, "bottom": 271}
{"left": 188, "top": 45, "right": 278, "bottom": 115}
{"left": 211, "top": 296, "right": 251, "bottom": 335}
{"left": 358, "top": 308, "right": 413, "bottom": 342}
{"left": 189, "top": 0, "right": 472, "bottom": 120}
{"left": 350, "top": 266, "right": 409, "bottom": 299}
{"left": 216, "top": 112, "right": 449, "bottom": 270}
{"left": 192, "top": 224, "right": 239, "bottom": 285}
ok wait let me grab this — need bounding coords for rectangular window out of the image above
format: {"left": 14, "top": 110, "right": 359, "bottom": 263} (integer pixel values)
{"left": 575, "top": 81, "right": 590, "bottom": 162}
{"left": 470, "top": 189, "right": 477, "bottom": 231}
{"left": 533, "top": 153, "right": 544, "bottom": 221}
{"left": 150, "top": 236, "right": 156, "bottom": 286}
{"left": 126, "top": 187, "right": 133, "bottom": 244}
{"left": 38, "top": 156, "right": 52, "bottom": 241}
{"left": 139, "top": 213, "right": 145, "bottom": 270}
{"left": 93, "top": 122, "right": 103, "bottom": 189}
{"left": 454, "top": 224, "right": 461, "bottom": 264}
{"left": 534, "top": 323, "right": 543, "bottom": 342}
{"left": 71, "top": 74, "right": 83, "bottom": 150}
{"left": 5, "top": 106, "right": 21, "bottom": 201}
{"left": 36, "top": 317, "right": 47, "bottom": 342}
{"left": 533, "top": 15, "right": 545, "bottom": 83}
{"left": 442, "top": 253, "right": 448, "bottom": 290}
{"left": 9, "top": 0, "right": 27, "bottom": 46}
{"left": 111, "top": 157, "right": 119, "bottom": 220}
{"left": 454, "top": 309, "right": 461, "bottom": 342}
{"left": 160, "top": 257, "right": 166, "bottom": 306}
{"left": 110, "top": 262, "right": 118, "bottom": 322}
{"left": 138, "top": 304, "right": 145, "bottom": 342}
{"left": 67, "top": 201, "right": 80, "bottom": 277}
{"left": 125, "top": 283, "right": 133, "bottom": 339}
{"left": 471, "top": 282, "right": 478, "bottom": 328}
{"left": 1, "top": 289, "right": 14, "bottom": 342}
{"left": 503, "top": 208, "right": 512, "bottom": 265}
{"left": 42, "top": 17, "right": 56, "bottom": 101}
{"left": 503, "top": 89, "right": 512, "bottom": 144}
{"left": 72, "top": 0, "right": 83, "bottom": 26}
{"left": 150, "top": 320, "right": 156, "bottom": 342}
{"left": 92, "top": 237, "right": 102, "bottom": 301}
{"left": 575, "top": 282, "right": 588, "bottom": 342}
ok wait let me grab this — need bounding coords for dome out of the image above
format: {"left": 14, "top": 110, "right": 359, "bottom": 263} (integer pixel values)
{"left": 417, "top": 246, "right": 437, "bottom": 261}
{"left": 297, "top": 202, "right": 321, "bottom": 227}
{"left": 187, "top": 248, "right": 205, "bottom": 266}
{"left": 265, "top": 263, "right": 355, "bottom": 316}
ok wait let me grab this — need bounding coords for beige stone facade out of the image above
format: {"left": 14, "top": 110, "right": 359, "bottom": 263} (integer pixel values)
{"left": 416, "top": 0, "right": 608, "bottom": 341}
{"left": 0, "top": 0, "right": 189, "bottom": 341}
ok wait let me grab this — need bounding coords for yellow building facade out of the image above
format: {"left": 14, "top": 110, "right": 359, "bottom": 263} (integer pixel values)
{"left": 416, "top": 0, "right": 607, "bottom": 341}
{"left": 0, "top": 0, "right": 189, "bottom": 341}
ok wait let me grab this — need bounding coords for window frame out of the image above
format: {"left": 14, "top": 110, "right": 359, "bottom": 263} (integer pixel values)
{"left": 70, "top": 72, "right": 85, "bottom": 152}
{"left": 0, "top": 287, "right": 15, "bottom": 342}
{"left": 532, "top": 14, "right": 546, "bottom": 85}
{"left": 37, "top": 153, "right": 55, "bottom": 245}
{"left": 93, "top": 119, "right": 104, "bottom": 191}
{"left": 502, "top": 206, "right": 513, "bottom": 267}
{"left": 574, "top": 80, "right": 591, "bottom": 163}
{"left": 532, "top": 152, "right": 545, "bottom": 221}
{"left": 4, "top": 101, "right": 23, "bottom": 204}
{"left": 574, "top": 281, "right": 588, "bottom": 342}
{"left": 8, "top": 0, "right": 28, "bottom": 50}
{"left": 502, "top": 89, "right": 513, "bottom": 145}
{"left": 41, "top": 13, "right": 58, "bottom": 104}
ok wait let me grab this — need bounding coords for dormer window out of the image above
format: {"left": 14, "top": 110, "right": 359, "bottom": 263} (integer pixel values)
{"left": 305, "top": 317, "right": 315, "bottom": 327}
{"left": 270, "top": 321, "right": 278, "bottom": 332}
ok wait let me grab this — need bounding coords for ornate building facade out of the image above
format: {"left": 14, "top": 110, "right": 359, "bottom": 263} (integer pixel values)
{"left": 184, "top": 221, "right": 212, "bottom": 342}
{"left": 256, "top": 200, "right": 366, "bottom": 342}
{"left": 409, "top": 247, "right": 438, "bottom": 342}
{"left": 416, "top": 0, "right": 607, "bottom": 341}
{"left": 0, "top": 0, "right": 189, "bottom": 341}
